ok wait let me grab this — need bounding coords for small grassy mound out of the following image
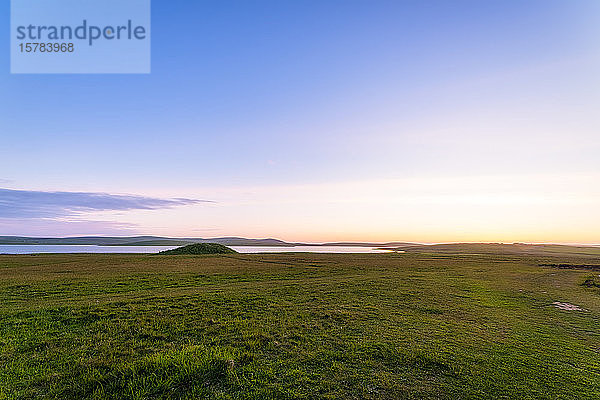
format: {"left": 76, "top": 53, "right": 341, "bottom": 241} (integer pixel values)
{"left": 157, "top": 243, "right": 237, "bottom": 255}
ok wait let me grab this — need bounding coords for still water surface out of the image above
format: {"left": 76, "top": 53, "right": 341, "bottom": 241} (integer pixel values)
{"left": 0, "top": 245, "right": 391, "bottom": 254}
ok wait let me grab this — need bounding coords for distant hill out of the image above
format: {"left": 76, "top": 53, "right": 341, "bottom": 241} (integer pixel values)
{"left": 0, "top": 236, "right": 421, "bottom": 247}
{"left": 0, "top": 236, "right": 168, "bottom": 245}
{"left": 391, "top": 243, "right": 600, "bottom": 257}
{"left": 157, "top": 243, "right": 237, "bottom": 255}
{"left": 0, "top": 236, "right": 294, "bottom": 246}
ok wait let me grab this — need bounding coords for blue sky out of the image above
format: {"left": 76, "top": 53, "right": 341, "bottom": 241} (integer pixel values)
{"left": 1, "top": 0, "right": 599, "bottom": 242}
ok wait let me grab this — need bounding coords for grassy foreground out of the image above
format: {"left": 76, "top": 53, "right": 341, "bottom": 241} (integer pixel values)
{"left": 0, "top": 250, "right": 599, "bottom": 399}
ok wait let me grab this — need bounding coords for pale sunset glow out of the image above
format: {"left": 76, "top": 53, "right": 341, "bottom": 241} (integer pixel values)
{"left": 5, "top": 173, "right": 597, "bottom": 243}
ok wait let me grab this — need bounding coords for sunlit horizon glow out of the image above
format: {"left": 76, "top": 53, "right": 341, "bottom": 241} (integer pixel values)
{"left": 1, "top": 1, "right": 599, "bottom": 243}
{"left": 1, "top": 173, "right": 598, "bottom": 244}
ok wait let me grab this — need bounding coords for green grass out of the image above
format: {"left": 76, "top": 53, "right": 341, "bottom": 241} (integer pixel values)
{"left": 1, "top": 251, "right": 599, "bottom": 399}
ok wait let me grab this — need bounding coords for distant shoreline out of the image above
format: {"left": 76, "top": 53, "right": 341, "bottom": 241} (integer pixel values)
{"left": 0, "top": 236, "right": 598, "bottom": 248}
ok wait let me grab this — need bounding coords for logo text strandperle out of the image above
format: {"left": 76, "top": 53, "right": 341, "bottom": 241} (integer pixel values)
{"left": 15, "top": 20, "right": 147, "bottom": 46}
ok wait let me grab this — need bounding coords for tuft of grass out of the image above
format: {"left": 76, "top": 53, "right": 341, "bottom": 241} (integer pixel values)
{"left": 63, "top": 345, "right": 236, "bottom": 399}
{"left": 581, "top": 276, "right": 600, "bottom": 288}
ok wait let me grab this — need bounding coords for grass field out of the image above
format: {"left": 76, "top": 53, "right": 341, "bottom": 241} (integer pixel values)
{"left": 1, "top": 250, "right": 599, "bottom": 399}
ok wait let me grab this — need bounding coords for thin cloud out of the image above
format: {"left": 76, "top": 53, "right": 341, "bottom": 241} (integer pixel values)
{"left": 0, "top": 217, "right": 139, "bottom": 236}
{"left": 0, "top": 188, "right": 211, "bottom": 219}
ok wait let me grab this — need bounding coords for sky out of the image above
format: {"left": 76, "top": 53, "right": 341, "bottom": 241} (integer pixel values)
{"left": 1, "top": 0, "right": 599, "bottom": 243}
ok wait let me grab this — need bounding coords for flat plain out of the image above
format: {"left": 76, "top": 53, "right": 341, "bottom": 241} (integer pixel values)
{"left": 1, "top": 247, "right": 599, "bottom": 399}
